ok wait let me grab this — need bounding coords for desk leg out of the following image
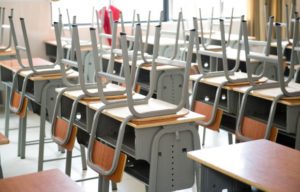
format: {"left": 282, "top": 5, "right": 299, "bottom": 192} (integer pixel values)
{"left": 80, "top": 145, "right": 87, "bottom": 170}
{"left": 4, "top": 85, "right": 10, "bottom": 137}
{"left": 38, "top": 83, "right": 55, "bottom": 172}
{"left": 20, "top": 110, "right": 28, "bottom": 159}
{"left": 200, "top": 165, "right": 251, "bottom": 192}
{"left": 17, "top": 117, "right": 22, "bottom": 157}
{"left": 149, "top": 124, "right": 200, "bottom": 192}
{"left": 98, "top": 175, "right": 109, "bottom": 192}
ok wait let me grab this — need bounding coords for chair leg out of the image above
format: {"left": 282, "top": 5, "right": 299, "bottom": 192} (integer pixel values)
{"left": 111, "top": 182, "right": 117, "bottom": 190}
{"left": 80, "top": 145, "right": 87, "bottom": 170}
{"left": 98, "top": 175, "right": 109, "bottom": 192}
{"left": 65, "top": 150, "right": 72, "bottom": 176}
{"left": 228, "top": 133, "right": 233, "bottom": 144}
{"left": 202, "top": 127, "right": 206, "bottom": 146}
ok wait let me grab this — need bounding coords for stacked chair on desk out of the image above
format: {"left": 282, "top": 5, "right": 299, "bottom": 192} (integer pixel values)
{"left": 8, "top": 16, "right": 62, "bottom": 116}
{"left": 235, "top": 17, "right": 300, "bottom": 142}
{"left": 190, "top": 15, "right": 270, "bottom": 145}
{"left": 84, "top": 18, "right": 200, "bottom": 191}
{"left": 51, "top": 15, "right": 127, "bottom": 177}
{"left": 8, "top": 16, "right": 63, "bottom": 160}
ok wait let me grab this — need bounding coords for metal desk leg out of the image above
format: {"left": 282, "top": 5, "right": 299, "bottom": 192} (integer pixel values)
{"left": 4, "top": 85, "right": 10, "bottom": 137}
{"left": 80, "top": 144, "right": 87, "bottom": 170}
{"left": 98, "top": 175, "right": 109, "bottom": 192}
{"left": 17, "top": 117, "right": 22, "bottom": 157}
{"left": 66, "top": 150, "right": 72, "bottom": 176}
{"left": 20, "top": 110, "right": 28, "bottom": 159}
{"left": 228, "top": 133, "right": 233, "bottom": 145}
{"left": 38, "top": 82, "right": 55, "bottom": 172}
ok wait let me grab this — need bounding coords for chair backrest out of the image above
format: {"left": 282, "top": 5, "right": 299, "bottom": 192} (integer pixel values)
{"left": 237, "top": 116, "right": 278, "bottom": 142}
{"left": 91, "top": 140, "right": 127, "bottom": 183}
{"left": 193, "top": 101, "right": 223, "bottom": 131}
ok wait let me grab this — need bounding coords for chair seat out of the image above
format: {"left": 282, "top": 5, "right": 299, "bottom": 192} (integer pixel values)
{"left": 0, "top": 169, "right": 84, "bottom": 192}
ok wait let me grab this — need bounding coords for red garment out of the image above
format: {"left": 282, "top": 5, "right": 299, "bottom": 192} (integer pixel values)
{"left": 98, "top": 5, "right": 121, "bottom": 45}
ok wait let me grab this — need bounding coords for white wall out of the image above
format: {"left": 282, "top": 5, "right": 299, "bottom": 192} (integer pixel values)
{"left": 1, "top": 0, "right": 52, "bottom": 59}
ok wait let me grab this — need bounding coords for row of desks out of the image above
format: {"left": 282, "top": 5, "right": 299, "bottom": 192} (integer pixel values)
{"left": 0, "top": 57, "right": 206, "bottom": 191}
{"left": 190, "top": 72, "right": 300, "bottom": 148}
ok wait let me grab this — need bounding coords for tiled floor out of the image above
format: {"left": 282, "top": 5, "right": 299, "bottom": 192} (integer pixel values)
{"left": 0, "top": 107, "right": 232, "bottom": 192}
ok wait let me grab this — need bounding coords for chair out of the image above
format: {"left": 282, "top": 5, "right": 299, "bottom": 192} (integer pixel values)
{"left": 86, "top": 21, "right": 197, "bottom": 191}
{"left": 235, "top": 17, "right": 300, "bottom": 142}
{"left": 8, "top": 16, "right": 61, "bottom": 116}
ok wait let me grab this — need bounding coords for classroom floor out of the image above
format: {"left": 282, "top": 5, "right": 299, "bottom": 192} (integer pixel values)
{"left": 0, "top": 107, "right": 232, "bottom": 192}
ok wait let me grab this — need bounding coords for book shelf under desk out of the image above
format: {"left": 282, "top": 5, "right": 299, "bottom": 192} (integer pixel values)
{"left": 194, "top": 82, "right": 239, "bottom": 113}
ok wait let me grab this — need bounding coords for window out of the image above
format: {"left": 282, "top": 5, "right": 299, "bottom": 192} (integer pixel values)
{"left": 51, "top": 0, "right": 246, "bottom": 25}
{"left": 51, "top": 0, "right": 99, "bottom": 25}
{"left": 171, "top": 0, "right": 247, "bottom": 20}
{"left": 51, "top": 0, "right": 163, "bottom": 25}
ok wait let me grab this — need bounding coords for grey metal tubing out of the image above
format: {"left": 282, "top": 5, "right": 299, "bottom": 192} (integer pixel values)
{"left": 227, "top": 8, "right": 234, "bottom": 44}
{"left": 72, "top": 24, "right": 99, "bottom": 97}
{"left": 143, "top": 11, "right": 151, "bottom": 53}
{"left": 107, "top": 21, "right": 118, "bottom": 74}
{"left": 192, "top": 17, "right": 204, "bottom": 74}
{"left": 276, "top": 18, "right": 300, "bottom": 97}
{"left": 19, "top": 18, "right": 36, "bottom": 73}
{"left": 190, "top": 74, "right": 226, "bottom": 127}
{"left": 89, "top": 28, "right": 127, "bottom": 106}
{"left": 98, "top": 71, "right": 125, "bottom": 83}
{"left": 121, "top": 29, "right": 195, "bottom": 118}
{"left": 285, "top": 4, "right": 291, "bottom": 43}
{"left": 241, "top": 20, "right": 267, "bottom": 84}
{"left": 220, "top": 18, "right": 260, "bottom": 84}
{"left": 8, "top": 16, "right": 25, "bottom": 68}
{"left": 4, "top": 85, "right": 10, "bottom": 137}
{"left": 9, "top": 69, "right": 31, "bottom": 113}
{"left": 9, "top": 65, "right": 61, "bottom": 114}
{"left": 0, "top": 8, "right": 13, "bottom": 51}
{"left": 0, "top": 7, "right": 3, "bottom": 44}
{"left": 51, "top": 86, "right": 82, "bottom": 146}
{"left": 264, "top": 94, "right": 283, "bottom": 139}
{"left": 9, "top": 16, "right": 57, "bottom": 71}
{"left": 208, "top": 7, "right": 214, "bottom": 45}
{"left": 53, "top": 22, "right": 74, "bottom": 87}
{"left": 87, "top": 104, "right": 133, "bottom": 176}
{"left": 198, "top": 8, "right": 208, "bottom": 49}
{"left": 235, "top": 82, "right": 280, "bottom": 142}
{"left": 170, "top": 12, "right": 183, "bottom": 60}
{"left": 136, "top": 21, "right": 150, "bottom": 64}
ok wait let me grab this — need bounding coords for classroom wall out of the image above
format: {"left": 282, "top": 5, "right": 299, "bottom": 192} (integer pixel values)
{"left": 1, "top": 0, "right": 52, "bottom": 59}
{"left": 2, "top": 0, "right": 288, "bottom": 59}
